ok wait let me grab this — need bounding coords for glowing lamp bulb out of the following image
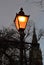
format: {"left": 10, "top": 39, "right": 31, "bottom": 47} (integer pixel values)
{"left": 18, "top": 16, "right": 26, "bottom": 22}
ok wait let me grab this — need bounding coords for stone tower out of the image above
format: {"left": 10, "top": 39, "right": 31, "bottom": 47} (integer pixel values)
{"left": 29, "top": 26, "right": 43, "bottom": 65}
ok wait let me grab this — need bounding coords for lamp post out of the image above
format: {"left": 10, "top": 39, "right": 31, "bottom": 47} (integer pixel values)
{"left": 14, "top": 8, "right": 30, "bottom": 65}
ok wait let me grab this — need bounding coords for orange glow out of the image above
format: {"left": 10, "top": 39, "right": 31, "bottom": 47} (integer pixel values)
{"left": 19, "top": 22, "right": 26, "bottom": 28}
{"left": 15, "top": 16, "right": 29, "bottom": 30}
{"left": 15, "top": 17, "right": 19, "bottom": 30}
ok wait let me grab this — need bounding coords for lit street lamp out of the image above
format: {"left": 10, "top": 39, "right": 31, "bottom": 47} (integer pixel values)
{"left": 14, "top": 8, "right": 29, "bottom": 30}
{"left": 14, "top": 8, "right": 30, "bottom": 39}
{"left": 14, "top": 8, "right": 30, "bottom": 65}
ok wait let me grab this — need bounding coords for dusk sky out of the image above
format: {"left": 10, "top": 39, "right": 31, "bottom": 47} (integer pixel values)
{"left": 0, "top": 0, "right": 44, "bottom": 64}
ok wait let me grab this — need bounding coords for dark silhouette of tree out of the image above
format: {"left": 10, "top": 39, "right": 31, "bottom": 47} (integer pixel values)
{"left": 0, "top": 21, "right": 44, "bottom": 65}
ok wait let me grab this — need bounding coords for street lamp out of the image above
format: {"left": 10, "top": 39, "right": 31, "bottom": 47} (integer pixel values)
{"left": 14, "top": 8, "right": 30, "bottom": 65}
{"left": 14, "top": 8, "right": 29, "bottom": 31}
{"left": 14, "top": 8, "right": 30, "bottom": 40}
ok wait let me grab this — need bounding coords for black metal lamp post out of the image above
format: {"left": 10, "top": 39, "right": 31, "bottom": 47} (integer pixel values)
{"left": 14, "top": 8, "right": 30, "bottom": 65}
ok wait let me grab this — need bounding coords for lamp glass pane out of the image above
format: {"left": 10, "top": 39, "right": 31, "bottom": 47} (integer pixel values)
{"left": 15, "top": 17, "right": 19, "bottom": 30}
{"left": 15, "top": 16, "right": 29, "bottom": 30}
{"left": 18, "top": 16, "right": 28, "bottom": 29}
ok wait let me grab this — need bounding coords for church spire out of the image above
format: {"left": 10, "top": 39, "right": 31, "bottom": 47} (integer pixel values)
{"left": 32, "top": 25, "right": 38, "bottom": 44}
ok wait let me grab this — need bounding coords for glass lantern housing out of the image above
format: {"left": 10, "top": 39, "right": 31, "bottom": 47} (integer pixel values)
{"left": 14, "top": 8, "right": 30, "bottom": 31}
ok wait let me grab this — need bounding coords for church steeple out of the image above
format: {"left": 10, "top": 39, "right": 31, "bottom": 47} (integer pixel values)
{"left": 32, "top": 25, "right": 38, "bottom": 44}
{"left": 29, "top": 25, "right": 43, "bottom": 65}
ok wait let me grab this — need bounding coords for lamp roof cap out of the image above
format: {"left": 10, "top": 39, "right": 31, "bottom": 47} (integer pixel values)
{"left": 18, "top": 7, "right": 25, "bottom": 15}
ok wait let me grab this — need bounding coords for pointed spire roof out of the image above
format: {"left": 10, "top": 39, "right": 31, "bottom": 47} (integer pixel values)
{"left": 32, "top": 25, "right": 38, "bottom": 44}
